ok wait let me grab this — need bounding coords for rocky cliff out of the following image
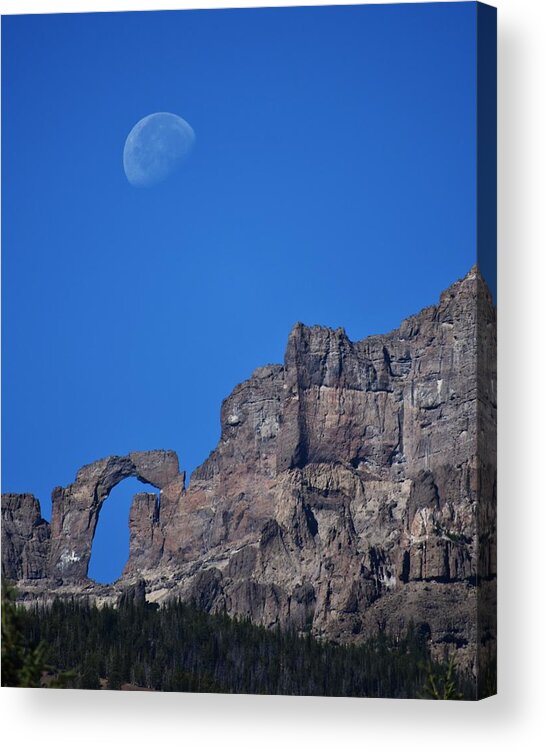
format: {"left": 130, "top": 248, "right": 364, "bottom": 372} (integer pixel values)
{"left": 1, "top": 266, "right": 496, "bottom": 682}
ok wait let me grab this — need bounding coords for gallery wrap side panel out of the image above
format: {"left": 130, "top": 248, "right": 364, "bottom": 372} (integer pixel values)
{"left": 476, "top": 1, "right": 497, "bottom": 700}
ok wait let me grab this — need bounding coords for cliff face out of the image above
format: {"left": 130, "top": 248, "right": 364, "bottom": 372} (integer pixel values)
{"left": 1, "top": 267, "right": 496, "bottom": 673}
{"left": 1, "top": 494, "right": 50, "bottom": 581}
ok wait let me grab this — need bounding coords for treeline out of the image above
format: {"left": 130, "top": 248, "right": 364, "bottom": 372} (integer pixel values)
{"left": 4, "top": 590, "right": 473, "bottom": 698}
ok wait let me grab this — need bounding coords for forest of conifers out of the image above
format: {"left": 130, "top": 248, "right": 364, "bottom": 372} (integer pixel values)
{"left": 2, "top": 588, "right": 472, "bottom": 699}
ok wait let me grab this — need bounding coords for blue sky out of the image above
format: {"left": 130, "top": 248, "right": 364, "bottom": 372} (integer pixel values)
{"left": 2, "top": 3, "right": 478, "bottom": 582}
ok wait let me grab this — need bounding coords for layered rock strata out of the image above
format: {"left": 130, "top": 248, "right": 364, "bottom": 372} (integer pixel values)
{"left": 1, "top": 267, "right": 496, "bottom": 679}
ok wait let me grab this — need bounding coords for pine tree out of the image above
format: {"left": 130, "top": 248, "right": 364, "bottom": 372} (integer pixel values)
{"left": 1, "top": 583, "right": 48, "bottom": 687}
{"left": 107, "top": 650, "right": 124, "bottom": 690}
{"left": 79, "top": 656, "right": 102, "bottom": 690}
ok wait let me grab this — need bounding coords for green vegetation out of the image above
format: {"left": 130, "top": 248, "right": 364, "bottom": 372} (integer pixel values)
{"left": 1, "top": 583, "right": 49, "bottom": 688}
{"left": 420, "top": 655, "right": 463, "bottom": 699}
{"left": 3, "top": 588, "right": 472, "bottom": 698}
{"left": 1, "top": 583, "right": 74, "bottom": 688}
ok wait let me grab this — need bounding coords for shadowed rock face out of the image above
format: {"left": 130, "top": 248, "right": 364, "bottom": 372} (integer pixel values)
{"left": 1, "top": 267, "right": 496, "bottom": 677}
{"left": 1, "top": 494, "right": 50, "bottom": 581}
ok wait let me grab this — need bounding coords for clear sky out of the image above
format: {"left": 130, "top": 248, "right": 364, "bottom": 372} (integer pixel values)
{"left": 2, "top": 3, "right": 478, "bottom": 582}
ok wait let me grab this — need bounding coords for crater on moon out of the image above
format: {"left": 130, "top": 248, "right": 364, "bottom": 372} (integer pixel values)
{"left": 123, "top": 112, "right": 195, "bottom": 187}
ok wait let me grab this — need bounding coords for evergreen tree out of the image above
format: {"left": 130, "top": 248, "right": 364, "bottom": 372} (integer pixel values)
{"left": 420, "top": 655, "right": 464, "bottom": 700}
{"left": 107, "top": 650, "right": 124, "bottom": 690}
{"left": 79, "top": 655, "right": 102, "bottom": 690}
{"left": 1, "top": 583, "right": 48, "bottom": 688}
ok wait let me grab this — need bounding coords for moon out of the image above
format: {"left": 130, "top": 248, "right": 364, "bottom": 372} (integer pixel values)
{"left": 123, "top": 112, "right": 195, "bottom": 187}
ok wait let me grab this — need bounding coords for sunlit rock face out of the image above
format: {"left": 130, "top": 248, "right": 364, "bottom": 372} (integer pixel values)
{"left": 1, "top": 267, "right": 496, "bottom": 679}
{"left": 45, "top": 451, "right": 181, "bottom": 582}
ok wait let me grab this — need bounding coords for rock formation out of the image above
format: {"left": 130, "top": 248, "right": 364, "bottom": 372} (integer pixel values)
{"left": 47, "top": 450, "right": 182, "bottom": 582}
{"left": 1, "top": 266, "right": 496, "bottom": 683}
{"left": 1, "top": 494, "right": 50, "bottom": 581}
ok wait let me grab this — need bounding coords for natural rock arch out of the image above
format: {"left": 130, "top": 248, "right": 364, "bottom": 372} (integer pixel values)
{"left": 88, "top": 477, "right": 157, "bottom": 584}
{"left": 48, "top": 450, "right": 182, "bottom": 582}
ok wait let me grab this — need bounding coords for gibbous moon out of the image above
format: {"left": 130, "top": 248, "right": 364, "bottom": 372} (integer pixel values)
{"left": 123, "top": 112, "right": 195, "bottom": 187}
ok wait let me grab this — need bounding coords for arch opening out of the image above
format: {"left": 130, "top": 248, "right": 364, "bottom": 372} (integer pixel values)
{"left": 88, "top": 477, "right": 158, "bottom": 584}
